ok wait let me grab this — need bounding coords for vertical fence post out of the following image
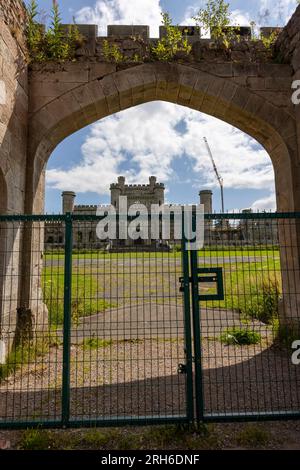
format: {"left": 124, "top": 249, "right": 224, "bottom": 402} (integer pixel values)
{"left": 190, "top": 211, "right": 205, "bottom": 424}
{"left": 181, "top": 211, "right": 194, "bottom": 423}
{"left": 62, "top": 212, "right": 73, "bottom": 426}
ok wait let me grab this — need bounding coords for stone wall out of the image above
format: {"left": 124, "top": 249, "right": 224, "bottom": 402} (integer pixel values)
{"left": 275, "top": 4, "right": 300, "bottom": 73}
{"left": 0, "top": 0, "right": 28, "bottom": 348}
{"left": 0, "top": 0, "right": 27, "bottom": 52}
{"left": 0, "top": 0, "right": 28, "bottom": 214}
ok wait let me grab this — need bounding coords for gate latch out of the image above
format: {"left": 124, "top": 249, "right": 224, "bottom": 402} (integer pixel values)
{"left": 179, "top": 277, "right": 190, "bottom": 293}
{"left": 178, "top": 363, "right": 187, "bottom": 374}
{"left": 179, "top": 268, "right": 224, "bottom": 301}
{"left": 198, "top": 268, "right": 224, "bottom": 301}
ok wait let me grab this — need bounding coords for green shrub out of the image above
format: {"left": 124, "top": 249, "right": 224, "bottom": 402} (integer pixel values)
{"left": 151, "top": 13, "right": 192, "bottom": 61}
{"left": 220, "top": 328, "right": 261, "bottom": 345}
{"left": 273, "top": 320, "right": 300, "bottom": 348}
{"left": 82, "top": 429, "right": 111, "bottom": 447}
{"left": 20, "top": 429, "right": 51, "bottom": 450}
{"left": 260, "top": 30, "right": 280, "bottom": 50}
{"left": 26, "top": 0, "right": 84, "bottom": 63}
{"left": 193, "top": 0, "right": 239, "bottom": 48}
{"left": 193, "top": 0, "right": 231, "bottom": 38}
{"left": 241, "top": 279, "right": 280, "bottom": 324}
{"left": 102, "top": 40, "right": 126, "bottom": 63}
{"left": 0, "top": 337, "right": 50, "bottom": 381}
{"left": 236, "top": 425, "right": 269, "bottom": 447}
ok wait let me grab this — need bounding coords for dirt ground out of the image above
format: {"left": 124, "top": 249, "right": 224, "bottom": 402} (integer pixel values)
{"left": 0, "top": 420, "right": 300, "bottom": 450}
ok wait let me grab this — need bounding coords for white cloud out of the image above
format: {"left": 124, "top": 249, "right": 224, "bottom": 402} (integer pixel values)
{"left": 231, "top": 9, "right": 252, "bottom": 26}
{"left": 46, "top": 101, "right": 275, "bottom": 205}
{"left": 251, "top": 192, "right": 276, "bottom": 211}
{"left": 257, "top": 0, "right": 298, "bottom": 25}
{"left": 75, "top": 0, "right": 163, "bottom": 37}
{"left": 181, "top": 0, "right": 298, "bottom": 33}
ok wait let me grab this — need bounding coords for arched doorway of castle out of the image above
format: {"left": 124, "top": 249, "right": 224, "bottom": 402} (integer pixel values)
{"left": 25, "top": 62, "right": 299, "bottom": 329}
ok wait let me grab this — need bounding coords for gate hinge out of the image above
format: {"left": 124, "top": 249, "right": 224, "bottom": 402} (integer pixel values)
{"left": 178, "top": 363, "right": 188, "bottom": 374}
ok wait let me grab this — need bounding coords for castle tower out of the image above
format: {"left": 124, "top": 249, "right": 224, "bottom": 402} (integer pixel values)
{"left": 62, "top": 191, "right": 76, "bottom": 214}
{"left": 199, "top": 190, "right": 213, "bottom": 214}
{"left": 200, "top": 190, "right": 213, "bottom": 244}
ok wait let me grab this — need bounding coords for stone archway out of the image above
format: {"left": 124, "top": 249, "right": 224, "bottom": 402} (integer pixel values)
{"left": 1, "top": 0, "right": 300, "bottom": 336}
{"left": 27, "top": 63, "right": 297, "bottom": 213}
{"left": 24, "top": 62, "right": 300, "bottom": 327}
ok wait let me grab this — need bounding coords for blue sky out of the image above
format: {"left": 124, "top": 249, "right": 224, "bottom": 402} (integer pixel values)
{"left": 27, "top": 1, "right": 299, "bottom": 213}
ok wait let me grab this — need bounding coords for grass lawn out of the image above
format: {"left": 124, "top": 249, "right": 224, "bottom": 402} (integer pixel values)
{"left": 44, "top": 248, "right": 280, "bottom": 261}
{"left": 42, "top": 247, "right": 281, "bottom": 328}
{"left": 42, "top": 267, "right": 116, "bottom": 326}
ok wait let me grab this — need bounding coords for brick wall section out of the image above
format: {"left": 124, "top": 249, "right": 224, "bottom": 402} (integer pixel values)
{"left": 275, "top": 4, "right": 300, "bottom": 73}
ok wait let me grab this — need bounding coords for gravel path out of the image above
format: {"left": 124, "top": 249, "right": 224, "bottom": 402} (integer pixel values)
{"left": 0, "top": 334, "right": 299, "bottom": 423}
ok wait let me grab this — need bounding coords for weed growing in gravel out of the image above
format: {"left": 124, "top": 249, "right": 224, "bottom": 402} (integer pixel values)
{"left": 20, "top": 429, "right": 51, "bottom": 450}
{"left": 273, "top": 320, "right": 300, "bottom": 348}
{"left": 220, "top": 328, "right": 261, "bottom": 345}
{"left": 81, "top": 429, "right": 111, "bottom": 447}
{"left": 236, "top": 425, "right": 270, "bottom": 447}
{"left": 241, "top": 279, "right": 280, "bottom": 324}
{"left": 81, "top": 338, "right": 113, "bottom": 350}
{"left": 0, "top": 337, "right": 50, "bottom": 381}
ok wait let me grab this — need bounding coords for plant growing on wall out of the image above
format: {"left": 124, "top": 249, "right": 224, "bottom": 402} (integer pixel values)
{"left": 193, "top": 0, "right": 246, "bottom": 51}
{"left": 27, "top": 0, "right": 46, "bottom": 61}
{"left": 260, "top": 29, "right": 280, "bottom": 50}
{"left": 102, "top": 39, "right": 126, "bottom": 63}
{"left": 26, "top": 0, "right": 83, "bottom": 62}
{"left": 151, "top": 13, "right": 192, "bottom": 61}
{"left": 193, "top": 0, "right": 232, "bottom": 40}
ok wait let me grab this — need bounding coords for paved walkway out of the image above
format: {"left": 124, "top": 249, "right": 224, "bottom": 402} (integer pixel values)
{"left": 67, "top": 303, "right": 266, "bottom": 342}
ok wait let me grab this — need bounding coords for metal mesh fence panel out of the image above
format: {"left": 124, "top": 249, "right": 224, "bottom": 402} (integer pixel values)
{"left": 0, "top": 219, "right": 64, "bottom": 426}
{"left": 68, "top": 219, "right": 189, "bottom": 424}
{"left": 0, "top": 213, "right": 300, "bottom": 428}
{"left": 197, "top": 214, "right": 300, "bottom": 420}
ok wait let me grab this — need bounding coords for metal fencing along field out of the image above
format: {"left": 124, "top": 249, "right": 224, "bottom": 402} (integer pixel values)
{"left": 0, "top": 212, "right": 300, "bottom": 428}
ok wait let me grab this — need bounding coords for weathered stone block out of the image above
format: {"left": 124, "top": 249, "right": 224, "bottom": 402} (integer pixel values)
{"left": 107, "top": 25, "right": 149, "bottom": 40}
{"left": 260, "top": 27, "right": 283, "bottom": 38}
{"left": 265, "top": 77, "right": 292, "bottom": 90}
{"left": 61, "top": 24, "right": 98, "bottom": 39}
{"left": 88, "top": 63, "right": 116, "bottom": 81}
{"left": 246, "top": 77, "right": 266, "bottom": 90}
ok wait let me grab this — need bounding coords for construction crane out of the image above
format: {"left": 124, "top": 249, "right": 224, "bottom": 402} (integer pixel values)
{"left": 203, "top": 137, "right": 225, "bottom": 213}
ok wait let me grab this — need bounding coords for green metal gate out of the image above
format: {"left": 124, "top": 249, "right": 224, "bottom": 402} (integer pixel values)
{"left": 0, "top": 213, "right": 194, "bottom": 428}
{"left": 184, "top": 212, "right": 300, "bottom": 424}
{"left": 0, "top": 212, "right": 300, "bottom": 428}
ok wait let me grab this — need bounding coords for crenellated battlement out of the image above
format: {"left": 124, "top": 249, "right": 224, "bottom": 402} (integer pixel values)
{"left": 110, "top": 176, "right": 165, "bottom": 192}
{"left": 60, "top": 22, "right": 285, "bottom": 64}
{"left": 110, "top": 184, "right": 165, "bottom": 190}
